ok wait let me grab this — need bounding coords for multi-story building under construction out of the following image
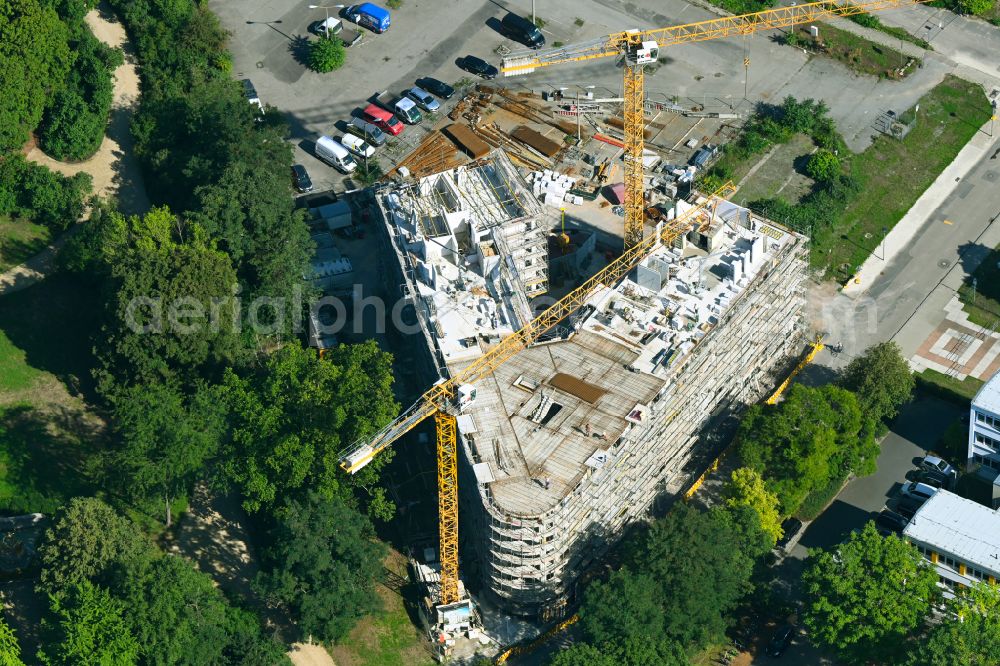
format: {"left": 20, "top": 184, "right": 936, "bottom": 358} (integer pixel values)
{"left": 376, "top": 150, "right": 810, "bottom": 618}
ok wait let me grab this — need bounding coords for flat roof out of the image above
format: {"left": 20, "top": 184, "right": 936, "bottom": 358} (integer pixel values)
{"left": 904, "top": 489, "right": 1000, "bottom": 575}
{"left": 973, "top": 371, "right": 1000, "bottom": 415}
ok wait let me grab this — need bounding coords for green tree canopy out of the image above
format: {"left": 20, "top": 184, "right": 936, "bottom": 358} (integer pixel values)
{"left": 737, "top": 383, "right": 876, "bottom": 513}
{"left": 93, "top": 207, "right": 241, "bottom": 390}
{"left": 724, "top": 467, "right": 783, "bottom": 546}
{"left": 840, "top": 341, "right": 914, "bottom": 427}
{"left": 0, "top": 0, "right": 73, "bottom": 150}
{"left": 802, "top": 523, "right": 940, "bottom": 663}
{"left": 579, "top": 568, "right": 665, "bottom": 647}
{"left": 624, "top": 503, "right": 758, "bottom": 648}
{"left": 109, "top": 380, "right": 226, "bottom": 526}
{"left": 906, "top": 582, "right": 1000, "bottom": 666}
{"left": 956, "top": 0, "right": 994, "bottom": 15}
{"left": 307, "top": 37, "right": 346, "bottom": 72}
{"left": 0, "top": 616, "right": 24, "bottom": 666}
{"left": 218, "top": 342, "right": 398, "bottom": 516}
{"left": 548, "top": 636, "right": 688, "bottom": 666}
{"left": 253, "top": 491, "right": 386, "bottom": 642}
{"left": 113, "top": 554, "right": 248, "bottom": 666}
{"left": 37, "top": 497, "right": 153, "bottom": 596}
{"left": 37, "top": 580, "right": 140, "bottom": 666}
{"left": 806, "top": 149, "right": 841, "bottom": 182}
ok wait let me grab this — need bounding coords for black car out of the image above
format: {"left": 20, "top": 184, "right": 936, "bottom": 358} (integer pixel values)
{"left": 765, "top": 625, "right": 794, "bottom": 658}
{"left": 460, "top": 55, "right": 498, "bottom": 79}
{"left": 918, "top": 468, "right": 952, "bottom": 489}
{"left": 775, "top": 517, "right": 803, "bottom": 550}
{"left": 417, "top": 77, "right": 455, "bottom": 100}
{"left": 895, "top": 494, "right": 925, "bottom": 521}
{"left": 874, "top": 510, "right": 908, "bottom": 536}
{"left": 500, "top": 12, "right": 545, "bottom": 48}
{"left": 291, "top": 164, "right": 313, "bottom": 193}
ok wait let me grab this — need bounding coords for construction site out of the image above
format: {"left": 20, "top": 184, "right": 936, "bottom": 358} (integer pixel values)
{"left": 327, "top": 3, "right": 945, "bottom": 660}
{"left": 373, "top": 145, "right": 809, "bottom": 621}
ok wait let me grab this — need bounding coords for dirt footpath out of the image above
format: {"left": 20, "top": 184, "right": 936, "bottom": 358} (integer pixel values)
{"left": 24, "top": 2, "right": 149, "bottom": 215}
{"left": 288, "top": 643, "right": 338, "bottom": 666}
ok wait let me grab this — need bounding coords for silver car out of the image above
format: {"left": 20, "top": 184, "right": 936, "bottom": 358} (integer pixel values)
{"left": 406, "top": 87, "right": 440, "bottom": 113}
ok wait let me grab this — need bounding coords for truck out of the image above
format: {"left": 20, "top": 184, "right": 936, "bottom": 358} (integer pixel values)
{"left": 310, "top": 17, "right": 362, "bottom": 47}
{"left": 375, "top": 90, "right": 422, "bottom": 125}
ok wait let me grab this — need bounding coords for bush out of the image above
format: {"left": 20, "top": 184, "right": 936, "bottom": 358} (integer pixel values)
{"left": 38, "top": 27, "right": 123, "bottom": 161}
{"left": 308, "top": 37, "right": 346, "bottom": 72}
{"left": 806, "top": 149, "right": 841, "bottom": 182}
{"left": 39, "top": 90, "right": 106, "bottom": 161}
{"left": 956, "top": 0, "right": 994, "bottom": 14}
{"left": 355, "top": 159, "right": 383, "bottom": 185}
{"left": 0, "top": 154, "right": 91, "bottom": 228}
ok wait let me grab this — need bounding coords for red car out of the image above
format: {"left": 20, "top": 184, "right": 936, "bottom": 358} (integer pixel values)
{"left": 362, "top": 103, "right": 403, "bottom": 136}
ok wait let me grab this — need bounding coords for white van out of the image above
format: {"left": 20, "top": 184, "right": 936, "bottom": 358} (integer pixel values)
{"left": 315, "top": 135, "right": 357, "bottom": 173}
{"left": 340, "top": 133, "right": 376, "bottom": 159}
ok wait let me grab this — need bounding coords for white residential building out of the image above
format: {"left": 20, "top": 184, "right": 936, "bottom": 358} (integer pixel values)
{"left": 968, "top": 371, "right": 1000, "bottom": 472}
{"left": 903, "top": 489, "right": 1000, "bottom": 598}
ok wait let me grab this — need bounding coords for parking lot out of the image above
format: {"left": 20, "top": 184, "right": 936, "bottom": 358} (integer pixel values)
{"left": 210, "top": 0, "right": 953, "bottom": 194}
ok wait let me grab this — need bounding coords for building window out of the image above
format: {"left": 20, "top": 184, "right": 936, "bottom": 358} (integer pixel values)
{"left": 977, "top": 411, "right": 1000, "bottom": 428}
{"left": 975, "top": 433, "right": 1000, "bottom": 451}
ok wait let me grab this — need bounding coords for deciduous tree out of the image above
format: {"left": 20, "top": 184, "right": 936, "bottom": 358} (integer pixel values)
{"left": 37, "top": 580, "right": 140, "bottom": 666}
{"left": 906, "top": 582, "right": 1000, "bottom": 666}
{"left": 840, "top": 341, "right": 914, "bottom": 427}
{"left": 307, "top": 37, "right": 346, "bottom": 72}
{"left": 218, "top": 342, "right": 398, "bottom": 516}
{"left": 724, "top": 467, "right": 784, "bottom": 546}
{"left": 37, "top": 497, "right": 152, "bottom": 596}
{"left": 110, "top": 380, "right": 226, "bottom": 526}
{"left": 253, "top": 492, "right": 386, "bottom": 642}
{"left": 0, "top": 617, "right": 24, "bottom": 666}
{"left": 806, "top": 149, "right": 841, "bottom": 182}
{"left": 802, "top": 523, "right": 939, "bottom": 663}
{"left": 0, "top": 0, "right": 72, "bottom": 150}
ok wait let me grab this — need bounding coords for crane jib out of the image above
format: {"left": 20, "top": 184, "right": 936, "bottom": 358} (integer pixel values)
{"left": 337, "top": 183, "right": 736, "bottom": 474}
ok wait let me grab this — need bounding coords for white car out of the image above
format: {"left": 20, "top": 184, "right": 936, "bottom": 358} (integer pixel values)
{"left": 340, "top": 133, "right": 376, "bottom": 159}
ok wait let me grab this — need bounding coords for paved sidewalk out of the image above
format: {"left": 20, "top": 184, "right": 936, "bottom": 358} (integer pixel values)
{"left": 842, "top": 118, "right": 1000, "bottom": 296}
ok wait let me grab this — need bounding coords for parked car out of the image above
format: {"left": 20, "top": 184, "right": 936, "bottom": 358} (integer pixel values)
{"left": 406, "top": 86, "right": 440, "bottom": 112}
{"left": 315, "top": 136, "right": 357, "bottom": 173}
{"left": 362, "top": 103, "right": 404, "bottom": 136}
{"left": 775, "top": 517, "right": 803, "bottom": 550}
{"left": 901, "top": 481, "right": 938, "bottom": 502}
{"left": 765, "top": 625, "right": 794, "bottom": 658}
{"left": 499, "top": 12, "right": 545, "bottom": 48}
{"left": 290, "top": 164, "right": 313, "bottom": 193}
{"left": 917, "top": 468, "right": 952, "bottom": 489}
{"left": 344, "top": 3, "right": 391, "bottom": 33}
{"left": 417, "top": 77, "right": 455, "bottom": 99}
{"left": 920, "top": 455, "right": 957, "bottom": 479}
{"left": 340, "top": 133, "right": 375, "bottom": 159}
{"left": 874, "top": 510, "right": 908, "bottom": 536}
{"left": 460, "top": 55, "right": 498, "bottom": 79}
{"left": 240, "top": 79, "right": 262, "bottom": 112}
{"left": 895, "top": 494, "right": 925, "bottom": 520}
{"left": 347, "top": 117, "right": 387, "bottom": 147}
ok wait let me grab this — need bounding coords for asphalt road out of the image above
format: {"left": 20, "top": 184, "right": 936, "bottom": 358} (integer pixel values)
{"left": 807, "top": 129, "right": 1000, "bottom": 377}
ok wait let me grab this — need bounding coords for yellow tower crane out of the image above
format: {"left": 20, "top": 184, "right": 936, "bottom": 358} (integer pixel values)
{"left": 501, "top": 0, "right": 929, "bottom": 250}
{"left": 339, "top": 0, "right": 929, "bottom": 612}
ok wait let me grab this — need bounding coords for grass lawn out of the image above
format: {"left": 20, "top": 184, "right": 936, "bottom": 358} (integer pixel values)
{"left": 957, "top": 243, "right": 1000, "bottom": 328}
{"left": 916, "top": 368, "right": 984, "bottom": 404}
{"left": 736, "top": 134, "right": 817, "bottom": 204}
{"left": 328, "top": 549, "right": 435, "bottom": 666}
{"left": 813, "top": 76, "right": 990, "bottom": 276}
{"left": 793, "top": 22, "right": 914, "bottom": 78}
{"left": 0, "top": 275, "right": 104, "bottom": 515}
{"left": 0, "top": 215, "right": 50, "bottom": 273}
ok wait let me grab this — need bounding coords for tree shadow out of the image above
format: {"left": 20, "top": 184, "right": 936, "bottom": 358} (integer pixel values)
{"left": 797, "top": 499, "right": 872, "bottom": 551}
{"left": 0, "top": 404, "right": 102, "bottom": 516}
{"left": 288, "top": 35, "right": 312, "bottom": 68}
{"left": 0, "top": 274, "right": 103, "bottom": 402}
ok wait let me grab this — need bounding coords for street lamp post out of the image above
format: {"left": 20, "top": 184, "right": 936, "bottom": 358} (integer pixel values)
{"left": 973, "top": 277, "right": 978, "bottom": 306}
{"left": 881, "top": 226, "right": 888, "bottom": 261}
{"left": 308, "top": 3, "right": 346, "bottom": 38}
